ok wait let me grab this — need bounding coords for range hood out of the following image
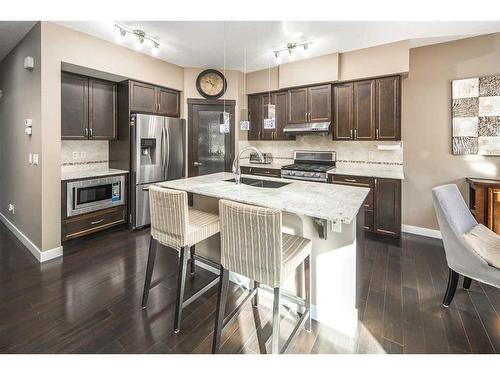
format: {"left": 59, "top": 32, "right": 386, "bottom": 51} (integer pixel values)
{"left": 283, "top": 122, "right": 331, "bottom": 135}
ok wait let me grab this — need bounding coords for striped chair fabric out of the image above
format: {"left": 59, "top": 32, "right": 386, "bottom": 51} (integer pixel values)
{"left": 149, "top": 185, "right": 220, "bottom": 249}
{"left": 219, "top": 199, "right": 312, "bottom": 288}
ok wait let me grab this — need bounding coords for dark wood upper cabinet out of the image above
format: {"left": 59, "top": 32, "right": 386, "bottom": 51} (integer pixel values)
{"left": 308, "top": 84, "right": 331, "bottom": 122}
{"left": 61, "top": 72, "right": 89, "bottom": 140}
{"left": 274, "top": 91, "right": 289, "bottom": 140}
{"left": 353, "top": 80, "right": 376, "bottom": 140}
{"left": 376, "top": 76, "right": 400, "bottom": 140}
{"left": 374, "top": 178, "right": 401, "bottom": 237}
{"left": 130, "top": 81, "right": 157, "bottom": 113}
{"left": 248, "top": 95, "right": 262, "bottom": 141}
{"left": 62, "top": 73, "right": 117, "bottom": 140}
{"left": 129, "top": 80, "right": 180, "bottom": 116}
{"left": 261, "top": 94, "right": 274, "bottom": 140}
{"left": 288, "top": 88, "right": 308, "bottom": 124}
{"left": 157, "top": 87, "right": 180, "bottom": 117}
{"left": 333, "top": 82, "right": 353, "bottom": 140}
{"left": 89, "top": 79, "right": 117, "bottom": 140}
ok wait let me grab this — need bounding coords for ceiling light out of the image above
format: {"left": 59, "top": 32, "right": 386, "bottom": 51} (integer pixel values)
{"left": 114, "top": 23, "right": 160, "bottom": 53}
{"left": 272, "top": 40, "right": 313, "bottom": 62}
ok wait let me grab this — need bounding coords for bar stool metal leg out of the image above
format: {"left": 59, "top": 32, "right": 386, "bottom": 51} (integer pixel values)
{"left": 141, "top": 237, "right": 157, "bottom": 309}
{"left": 174, "top": 246, "right": 189, "bottom": 333}
{"left": 304, "top": 255, "right": 312, "bottom": 332}
{"left": 212, "top": 266, "right": 229, "bottom": 354}
{"left": 252, "top": 281, "right": 259, "bottom": 307}
{"left": 271, "top": 287, "right": 281, "bottom": 354}
{"left": 190, "top": 245, "right": 196, "bottom": 275}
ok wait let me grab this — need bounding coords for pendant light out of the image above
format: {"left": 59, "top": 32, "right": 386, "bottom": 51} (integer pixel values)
{"left": 220, "top": 21, "right": 230, "bottom": 134}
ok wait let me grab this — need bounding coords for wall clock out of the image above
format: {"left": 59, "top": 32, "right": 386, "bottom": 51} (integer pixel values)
{"left": 196, "top": 69, "right": 227, "bottom": 99}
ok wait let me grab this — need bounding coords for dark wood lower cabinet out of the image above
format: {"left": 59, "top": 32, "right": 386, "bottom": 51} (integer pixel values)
{"left": 240, "top": 166, "right": 281, "bottom": 178}
{"left": 62, "top": 206, "right": 126, "bottom": 241}
{"left": 330, "top": 174, "right": 401, "bottom": 237}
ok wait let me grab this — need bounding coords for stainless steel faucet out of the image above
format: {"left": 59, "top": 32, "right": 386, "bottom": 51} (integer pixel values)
{"left": 232, "top": 146, "right": 264, "bottom": 184}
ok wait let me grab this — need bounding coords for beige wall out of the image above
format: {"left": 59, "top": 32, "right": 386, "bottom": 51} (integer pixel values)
{"left": 40, "top": 22, "right": 184, "bottom": 251}
{"left": 279, "top": 53, "right": 339, "bottom": 88}
{"left": 339, "top": 40, "right": 409, "bottom": 81}
{"left": 403, "top": 33, "right": 500, "bottom": 230}
{"left": 245, "top": 66, "right": 279, "bottom": 94}
{"left": 0, "top": 23, "right": 42, "bottom": 247}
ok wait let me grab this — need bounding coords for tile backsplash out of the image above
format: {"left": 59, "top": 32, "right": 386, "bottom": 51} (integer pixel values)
{"left": 61, "top": 140, "right": 109, "bottom": 173}
{"left": 240, "top": 135, "right": 403, "bottom": 170}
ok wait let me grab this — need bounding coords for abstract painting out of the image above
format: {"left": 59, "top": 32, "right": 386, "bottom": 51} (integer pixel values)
{"left": 452, "top": 75, "right": 500, "bottom": 155}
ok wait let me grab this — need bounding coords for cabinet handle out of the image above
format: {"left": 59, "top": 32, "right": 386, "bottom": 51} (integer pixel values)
{"left": 350, "top": 129, "right": 353, "bottom": 139}
{"left": 345, "top": 178, "right": 357, "bottom": 182}
{"left": 90, "top": 128, "right": 93, "bottom": 138}
{"left": 258, "top": 131, "right": 261, "bottom": 139}
{"left": 158, "top": 102, "right": 161, "bottom": 112}
{"left": 91, "top": 219, "right": 104, "bottom": 225}
{"left": 354, "top": 129, "right": 357, "bottom": 138}
{"left": 376, "top": 128, "right": 379, "bottom": 139}
{"left": 84, "top": 128, "right": 88, "bottom": 137}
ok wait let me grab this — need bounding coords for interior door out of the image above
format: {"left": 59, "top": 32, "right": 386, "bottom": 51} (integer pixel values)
{"left": 188, "top": 102, "right": 235, "bottom": 177}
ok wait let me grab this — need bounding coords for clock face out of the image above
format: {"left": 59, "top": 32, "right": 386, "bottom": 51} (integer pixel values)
{"left": 197, "top": 70, "right": 226, "bottom": 98}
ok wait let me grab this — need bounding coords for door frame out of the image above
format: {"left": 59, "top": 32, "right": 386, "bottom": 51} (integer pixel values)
{"left": 187, "top": 99, "right": 236, "bottom": 177}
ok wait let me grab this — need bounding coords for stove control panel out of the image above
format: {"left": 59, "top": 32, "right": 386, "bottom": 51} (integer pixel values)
{"left": 281, "top": 169, "right": 328, "bottom": 182}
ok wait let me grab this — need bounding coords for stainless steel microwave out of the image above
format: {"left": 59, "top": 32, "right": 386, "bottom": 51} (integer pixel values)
{"left": 67, "top": 175, "right": 125, "bottom": 217}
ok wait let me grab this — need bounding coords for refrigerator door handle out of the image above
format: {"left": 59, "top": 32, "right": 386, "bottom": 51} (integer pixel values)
{"left": 165, "top": 125, "right": 170, "bottom": 178}
{"left": 160, "top": 126, "right": 166, "bottom": 169}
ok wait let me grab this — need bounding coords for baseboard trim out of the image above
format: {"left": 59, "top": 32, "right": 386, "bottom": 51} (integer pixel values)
{"left": 0, "top": 212, "right": 63, "bottom": 262}
{"left": 402, "top": 224, "right": 442, "bottom": 239}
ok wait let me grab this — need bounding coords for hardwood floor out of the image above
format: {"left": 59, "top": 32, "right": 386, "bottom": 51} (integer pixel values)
{"left": 0, "top": 222, "right": 498, "bottom": 354}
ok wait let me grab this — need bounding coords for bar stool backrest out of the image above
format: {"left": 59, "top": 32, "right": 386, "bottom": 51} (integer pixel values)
{"left": 219, "top": 199, "right": 283, "bottom": 287}
{"left": 149, "top": 185, "right": 189, "bottom": 249}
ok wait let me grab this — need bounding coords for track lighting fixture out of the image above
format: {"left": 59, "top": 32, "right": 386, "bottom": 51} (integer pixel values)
{"left": 273, "top": 40, "right": 313, "bottom": 64}
{"left": 114, "top": 23, "right": 161, "bottom": 57}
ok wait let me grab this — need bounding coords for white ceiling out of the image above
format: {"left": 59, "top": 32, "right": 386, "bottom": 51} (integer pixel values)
{"left": 0, "top": 21, "right": 36, "bottom": 61}
{"left": 4, "top": 21, "right": 500, "bottom": 71}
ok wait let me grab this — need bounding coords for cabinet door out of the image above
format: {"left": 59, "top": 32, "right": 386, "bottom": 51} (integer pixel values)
{"left": 376, "top": 76, "right": 400, "bottom": 140}
{"left": 157, "top": 87, "right": 180, "bottom": 117}
{"left": 353, "top": 80, "right": 375, "bottom": 140}
{"left": 374, "top": 178, "right": 401, "bottom": 237}
{"left": 248, "top": 95, "right": 262, "bottom": 140}
{"left": 308, "top": 84, "right": 331, "bottom": 122}
{"left": 274, "top": 91, "right": 290, "bottom": 140}
{"left": 61, "top": 73, "right": 89, "bottom": 140}
{"left": 89, "top": 79, "right": 117, "bottom": 140}
{"left": 130, "top": 81, "right": 157, "bottom": 113}
{"left": 261, "top": 94, "right": 274, "bottom": 140}
{"left": 333, "top": 83, "right": 353, "bottom": 140}
{"left": 288, "top": 88, "right": 308, "bottom": 124}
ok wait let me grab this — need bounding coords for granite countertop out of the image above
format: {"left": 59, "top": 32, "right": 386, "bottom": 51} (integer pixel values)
{"left": 328, "top": 166, "right": 405, "bottom": 180}
{"left": 157, "top": 172, "right": 369, "bottom": 224}
{"left": 61, "top": 168, "right": 129, "bottom": 181}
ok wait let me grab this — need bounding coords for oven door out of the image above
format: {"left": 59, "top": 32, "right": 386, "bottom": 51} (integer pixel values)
{"left": 67, "top": 176, "right": 125, "bottom": 217}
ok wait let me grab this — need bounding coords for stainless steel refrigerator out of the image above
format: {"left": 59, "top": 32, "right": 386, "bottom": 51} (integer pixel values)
{"left": 131, "top": 114, "right": 185, "bottom": 229}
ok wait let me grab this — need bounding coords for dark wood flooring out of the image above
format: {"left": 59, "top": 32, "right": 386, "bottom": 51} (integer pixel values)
{"left": 0, "top": 222, "right": 498, "bottom": 354}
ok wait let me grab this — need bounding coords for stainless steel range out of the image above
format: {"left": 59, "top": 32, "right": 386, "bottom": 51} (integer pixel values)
{"left": 281, "top": 151, "right": 336, "bottom": 183}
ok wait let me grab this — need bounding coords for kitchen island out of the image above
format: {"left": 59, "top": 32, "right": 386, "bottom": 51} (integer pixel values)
{"left": 157, "top": 172, "right": 369, "bottom": 336}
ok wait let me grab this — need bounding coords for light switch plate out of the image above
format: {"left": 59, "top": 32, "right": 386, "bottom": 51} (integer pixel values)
{"left": 28, "top": 153, "right": 33, "bottom": 165}
{"left": 33, "top": 154, "right": 39, "bottom": 165}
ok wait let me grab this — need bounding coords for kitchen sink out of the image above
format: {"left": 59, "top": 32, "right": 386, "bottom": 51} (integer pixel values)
{"left": 224, "top": 177, "right": 290, "bottom": 189}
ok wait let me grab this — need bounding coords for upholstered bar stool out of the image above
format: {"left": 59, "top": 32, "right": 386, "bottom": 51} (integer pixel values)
{"left": 212, "top": 199, "right": 312, "bottom": 354}
{"left": 142, "top": 185, "right": 220, "bottom": 333}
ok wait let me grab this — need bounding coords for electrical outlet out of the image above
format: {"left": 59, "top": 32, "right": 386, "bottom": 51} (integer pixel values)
{"left": 72, "top": 152, "right": 79, "bottom": 160}
{"left": 368, "top": 151, "right": 375, "bottom": 160}
{"left": 33, "top": 153, "right": 39, "bottom": 165}
{"left": 81, "top": 151, "right": 87, "bottom": 159}
{"left": 8, "top": 204, "right": 15, "bottom": 215}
